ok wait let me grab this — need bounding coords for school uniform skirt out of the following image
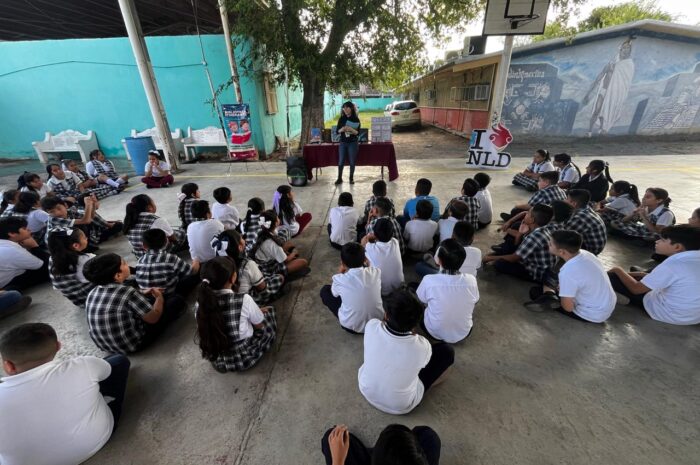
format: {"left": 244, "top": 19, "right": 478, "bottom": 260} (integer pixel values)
{"left": 610, "top": 219, "right": 658, "bottom": 241}
{"left": 249, "top": 273, "right": 285, "bottom": 305}
{"left": 212, "top": 309, "right": 277, "bottom": 372}
{"left": 512, "top": 173, "right": 539, "bottom": 191}
{"left": 257, "top": 259, "right": 288, "bottom": 277}
{"left": 599, "top": 209, "right": 625, "bottom": 227}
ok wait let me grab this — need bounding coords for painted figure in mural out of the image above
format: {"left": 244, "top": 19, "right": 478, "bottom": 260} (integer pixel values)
{"left": 582, "top": 38, "right": 635, "bottom": 136}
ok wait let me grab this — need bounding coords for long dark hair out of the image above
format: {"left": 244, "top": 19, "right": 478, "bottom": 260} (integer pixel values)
{"left": 88, "top": 149, "right": 101, "bottom": 161}
{"left": 45, "top": 163, "right": 61, "bottom": 181}
{"left": 535, "top": 149, "right": 551, "bottom": 162}
{"left": 14, "top": 192, "right": 40, "bottom": 214}
{"left": 646, "top": 187, "right": 672, "bottom": 208}
{"left": 47, "top": 228, "right": 85, "bottom": 276}
{"left": 1, "top": 189, "right": 18, "bottom": 215}
{"left": 611, "top": 181, "right": 640, "bottom": 206}
{"left": 123, "top": 194, "right": 153, "bottom": 234}
{"left": 341, "top": 101, "right": 358, "bottom": 121}
{"left": 22, "top": 173, "right": 40, "bottom": 192}
{"left": 195, "top": 257, "right": 237, "bottom": 361}
{"left": 250, "top": 210, "right": 285, "bottom": 258}
{"left": 554, "top": 153, "right": 581, "bottom": 178}
{"left": 214, "top": 229, "right": 246, "bottom": 271}
{"left": 589, "top": 159, "right": 613, "bottom": 183}
{"left": 178, "top": 183, "right": 199, "bottom": 226}
{"left": 275, "top": 185, "right": 295, "bottom": 224}
{"left": 243, "top": 197, "right": 265, "bottom": 233}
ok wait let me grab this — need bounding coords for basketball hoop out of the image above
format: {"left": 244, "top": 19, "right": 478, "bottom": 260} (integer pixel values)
{"left": 482, "top": 0, "right": 550, "bottom": 36}
{"left": 508, "top": 13, "right": 540, "bottom": 30}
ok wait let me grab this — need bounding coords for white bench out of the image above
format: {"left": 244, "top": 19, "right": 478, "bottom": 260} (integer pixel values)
{"left": 121, "top": 127, "right": 185, "bottom": 161}
{"left": 32, "top": 130, "right": 99, "bottom": 163}
{"left": 182, "top": 126, "right": 228, "bottom": 160}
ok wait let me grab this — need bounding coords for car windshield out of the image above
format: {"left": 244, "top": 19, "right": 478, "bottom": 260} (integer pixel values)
{"left": 394, "top": 102, "right": 417, "bottom": 111}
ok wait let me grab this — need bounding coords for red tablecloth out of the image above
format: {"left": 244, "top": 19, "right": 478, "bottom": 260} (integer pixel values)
{"left": 302, "top": 143, "right": 399, "bottom": 182}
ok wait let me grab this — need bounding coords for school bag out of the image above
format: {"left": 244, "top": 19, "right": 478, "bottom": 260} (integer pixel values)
{"left": 286, "top": 156, "right": 308, "bottom": 187}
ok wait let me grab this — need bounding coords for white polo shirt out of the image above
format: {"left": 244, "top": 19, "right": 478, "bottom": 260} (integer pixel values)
{"left": 21, "top": 184, "right": 52, "bottom": 197}
{"left": 151, "top": 216, "right": 175, "bottom": 236}
{"left": 417, "top": 272, "right": 480, "bottom": 343}
{"left": 329, "top": 206, "right": 359, "bottom": 246}
{"left": 0, "top": 357, "right": 113, "bottom": 465}
{"left": 558, "top": 250, "right": 616, "bottom": 323}
{"left": 358, "top": 319, "right": 431, "bottom": 415}
{"left": 212, "top": 290, "right": 264, "bottom": 340}
{"left": 475, "top": 188, "right": 493, "bottom": 224}
{"left": 145, "top": 160, "right": 170, "bottom": 177}
{"left": 27, "top": 209, "right": 50, "bottom": 233}
{"left": 331, "top": 267, "right": 384, "bottom": 333}
{"left": 254, "top": 239, "right": 288, "bottom": 264}
{"left": 403, "top": 219, "right": 438, "bottom": 252}
{"left": 641, "top": 250, "right": 700, "bottom": 325}
{"left": 649, "top": 205, "right": 675, "bottom": 226}
{"left": 365, "top": 238, "right": 404, "bottom": 296}
{"left": 211, "top": 202, "right": 241, "bottom": 229}
{"left": 237, "top": 260, "right": 265, "bottom": 295}
{"left": 0, "top": 240, "right": 44, "bottom": 288}
{"left": 438, "top": 245, "right": 482, "bottom": 277}
{"left": 604, "top": 194, "right": 636, "bottom": 216}
{"left": 187, "top": 219, "right": 225, "bottom": 262}
{"left": 437, "top": 217, "right": 458, "bottom": 242}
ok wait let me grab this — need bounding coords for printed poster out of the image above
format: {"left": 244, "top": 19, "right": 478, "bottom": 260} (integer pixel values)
{"left": 222, "top": 104, "right": 253, "bottom": 146}
{"left": 466, "top": 122, "right": 513, "bottom": 170}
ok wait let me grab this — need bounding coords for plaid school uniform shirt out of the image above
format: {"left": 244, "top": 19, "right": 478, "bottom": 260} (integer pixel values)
{"left": 565, "top": 206, "right": 607, "bottom": 255}
{"left": 179, "top": 198, "right": 197, "bottom": 228}
{"left": 136, "top": 249, "right": 192, "bottom": 295}
{"left": 527, "top": 185, "right": 567, "bottom": 207}
{"left": 453, "top": 195, "right": 481, "bottom": 230}
{"left": 86, "top": 283, "right": 153, "bottom": 353}
{"left": 515, "top": 225, "right": 556, "bottom": 282}
{"left": 366, "top": 215, "right": 406, "bottom": 254}
{"left": 362, "top": 196, "right": 396, "bottom": 223}
{"left": 91, "top": 159, "right": 120, "bottom": 180}
{"left": 48, "top": 255, "right": 96, "bottom": 307}
{"left": 47, "top": 176, "right": 81, "bottom": 200}
{"left": 72, "top": 170, "right": 116, "bottom": 200}
{"left": 241, "top": 214, "right": 262, "bottom": 253}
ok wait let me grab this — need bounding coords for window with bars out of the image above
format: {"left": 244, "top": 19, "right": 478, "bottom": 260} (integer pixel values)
{"left": 425, "top": 89, "right": 437, "bottom": 100}
{"left": 450, "top": 84, "right": 491, "bottom": 102}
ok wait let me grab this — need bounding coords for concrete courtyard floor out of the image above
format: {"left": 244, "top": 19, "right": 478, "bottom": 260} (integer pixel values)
{"left": 1, "top": 155, "right": 699, "bottom": 465}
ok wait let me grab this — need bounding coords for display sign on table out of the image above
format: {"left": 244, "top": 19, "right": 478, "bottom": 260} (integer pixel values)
{"left": 310, "top": 128, "right": 322, "bottom": 144}
{"left": 466, "top": 122, "right": 512, "bottom": 170}
{"left": 371, "top": 117, "right": 392, "bottom": 142}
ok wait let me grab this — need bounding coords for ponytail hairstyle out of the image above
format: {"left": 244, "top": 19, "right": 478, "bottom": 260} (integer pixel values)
{"left": 46, "top": 163, "right": 59, "bottom": 181}
{"left": 1, "top": 189, "right": 19, "bottom": 215}
{"left": 554, "top": 153, "right": 581, "bottom": 178}
{"left": 611, "top": 181, "right": 641, "bottom": 206}
{"left": 243, "top": 197, "right": 265, "bottom": 233}
{"left": 535, "top": 149, "right": 551, "bottom": 162}
{"left": 22, "top": 173, "right": 41, "bottom": 192}
{"left": 273, "top": 185, "right": 295, "bottom": 224}
{"left": 195, "top": 257, "right": 237, "bottom": 361}
{"left": 589, "top": 159, "right": 614, "bottom": 183}
{"left": 250, "top": 210, "right": 284, "bottom": 258}
{"left": 212, "top": 229, "right": 246, "bottom": 271}
{"left": 13, "top": 192, "right": 40, "bottom": 214}
{"left": 123, "top": 194, "right": 153, "bottom": 234}
{"left": 178, "top": 183, "right": 199, "bottom": 226}
{"left": 646, "top": 187, "right": 672, "bottom": 208}
{"left": 47, "top": 228, "right": 85, "bottom": 276}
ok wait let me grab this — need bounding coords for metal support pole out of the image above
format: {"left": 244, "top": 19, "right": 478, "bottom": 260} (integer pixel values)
{"left": 219, "top": 1, "right": 243, "bottom": 103}
{"left": 118, "top": 0, "right": 179, "bottom": 170}
{"left": 490, "top": 35, "right": 514, "bottom": 126}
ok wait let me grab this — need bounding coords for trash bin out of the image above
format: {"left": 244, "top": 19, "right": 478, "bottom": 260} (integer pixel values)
{"left": 124, "top": 136, "right": 156, "bottom": 176}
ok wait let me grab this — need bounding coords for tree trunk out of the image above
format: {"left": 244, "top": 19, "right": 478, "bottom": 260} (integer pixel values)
{"left": 298, "top": 73, "right": 327, "bottom": 149}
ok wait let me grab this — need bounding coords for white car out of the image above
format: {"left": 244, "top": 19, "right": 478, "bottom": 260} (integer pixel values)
{"left": 384, "top": 100, "right": 421, "bottom": 129}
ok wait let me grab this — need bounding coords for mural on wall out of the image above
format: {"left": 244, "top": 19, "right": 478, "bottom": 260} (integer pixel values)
{"left": 504, "top": 34, "right": 700, "bottom": 137}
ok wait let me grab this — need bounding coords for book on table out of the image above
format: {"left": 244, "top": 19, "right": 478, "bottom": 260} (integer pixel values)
{"left": 310, "top": 128, "right": 322, "bottom": 144}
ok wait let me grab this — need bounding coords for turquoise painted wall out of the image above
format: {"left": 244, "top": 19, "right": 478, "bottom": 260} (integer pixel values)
{"left": 352, "top": 96, "right": 396, "bottom": 112}
{"left": 0, "top": 35, "right": 302, "bottom": 159}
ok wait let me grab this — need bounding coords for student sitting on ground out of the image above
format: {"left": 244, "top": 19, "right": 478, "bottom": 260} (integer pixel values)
{"left": 187, "top": 200, "right": 225, "bottom": 263}
{"left": 319, "top": 242, "right": 383, "bottom": 334}
{"left": 532, "top": 230, "right": 616, "bottom": 323}
{"left": 123, "top": 194, "right": 187, "bottom": 258}
{"left": 328, "top": 192, "right": 359, "bottom": 249}
{"left": 20, "top": 172, "right": 53, "bottom": 198}
{"left": 211, "top": 187, "right": 240, "bottom": 230}
{"left": 194, "top": 257, "right": 277, "bottom": 372}
{"left": 251, "top": 210, "right": 310, "bottom": 278}
{"left": 597, "top": 180, "right": 640, "bottom": 226}
{"left": 83, "top": 253, "right": 186, "bottom": 353}
{"left": 46, "top": 163, "right": 81, "bottom": 203}
{"left": 359, "top": 180, "right": 395, "bottom": 229}
{"left": 0, "top": 217, "right": 49, "bottom": 291}
{"left": 610, "top": 187, "right": 676, "bottom": 242}
{"left": 240, "top": 197, "right": 265, "bottom": 253}
{"left": 484, "top": 204, "right": 555, "bottom": 283}
{"left": 273, "top": 185, "right": 313, "bottom": 240}
{"left": 0, "top": 323, "right": 130, "bottom": 465}
{"left": 437, "top": 199, "right": 467, "bottom": 243}
{"left": 403, "top": 200, "right": 438, "bottom": 254}
{"left": 7, "top": 192, "right": 50, "bottom": 243}
{"left": 0, "top": 190, "right": 19, "bottom": 217}
{"left": 43, "top": 195, "right": 122, "bottom": 249}
{"left": 62, "top": 159, "right": 117, "bottom": 199}
{"left": 321, "top": 423, "right": 441, "bottom": 465}
{"left": 358, "top": 289, "right": 455, "bottom": 415}
{"left": 443, "top": 178, "right": 481, "bottom": 230}
{"left": 607, "top": 225, "right": 700, "bottom": 325}
{"left": 212, "top": 230, "right": 284, "bottom": 305}
{"left": 399, "top": 178, "right": 441, "bottom": 226}
{"left": 47, "top": 228, "right": 97, "bottom": 307}
{"left": 501, "top": 171, "right": 566, "bottom": 221}
{"left": 0, "top": 289, "right": 32, "bottom": 320}
{"left": 86, "top": 149, "right": 129, "bottom": 188}
{"left": 177, "top": 182, "right": 200, "bottom": 229}
{"left": 363, "top": 218, "right": 404, "bottom": 296}
{"left": 564, "top": 189, "right": 607, "bottom": 255}
{"left": 365, "top": 197, "right": 405, "bottom": 255}
{"left": 141, "top": 150, "right": 174, "bottom": 188}
{"left": 474, "top": 172, "right": 493, "bottom": 229}
{"left": 495, "top": 200, "right": 574, "bottom": 256}
{"left": 416, "top": 221, "right": 481, "bottom": 278}
{"left": 572, "top": 159, "right": 613, "bottom": 204}
{"left": 136, "top": 229, "right": 200, "bottom": 298}
{"left": 552, "top": 153, "right": 581, "bottom": 190}
{"left": 512, "top": 149, "right": 555, "bottom": 191}
{"left": 417, "top": 239, "right": 479, "bottom": 343}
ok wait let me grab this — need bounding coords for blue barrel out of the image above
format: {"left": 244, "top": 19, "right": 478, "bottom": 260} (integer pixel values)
{"left": 124, "top": 136, "right": 156, "bottom": 176}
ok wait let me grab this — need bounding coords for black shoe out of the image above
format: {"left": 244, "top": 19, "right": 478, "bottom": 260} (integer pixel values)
{"left": 500, "top": 212, "right": 511, "bottom": 222}
{"left": 146, "top": 184, "right": 152, "bottom": 189}
{"left": 490, "top": 246, "right": 504, "bottom": 255}
{"left": 0, "top": 295, "right": 31, "bottom": 320}
{"left": 334, "top": 178, "right": 343, "bottom": 185}
{"left": 349, "top": 177, "right": 355, "bottom": 184}
{"left": 529, "top": 286, "right": 544, "bottom": 301}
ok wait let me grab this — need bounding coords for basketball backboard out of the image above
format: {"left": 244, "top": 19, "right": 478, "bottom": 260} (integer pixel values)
{"left": 482, "top": 0, "right": 551, "bottom": 36}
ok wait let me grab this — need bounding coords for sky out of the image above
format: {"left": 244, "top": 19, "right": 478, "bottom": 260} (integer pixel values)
{"left": 424, "top": 0, "right": 700, "bottom": 59}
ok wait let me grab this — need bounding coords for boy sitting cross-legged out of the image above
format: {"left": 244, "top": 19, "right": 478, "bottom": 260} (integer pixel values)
{"left": 84, "top": 253, "right": 186, "bottom": 354}
{"left": 136, "top": 229, "right": 201, "bottom": 298}
{"left": 363, "top": 218, "right": 404, "bottom": 296}
{"left": 319, "top": 242, "right": 384, "bottom": 334}
{"left": 403, "top": 199, "right": 438, "bottom": 254}
{"left": 417, "top": 239, "right": 480, "bottom": 343}
{"left": 358, "top": 289, "right": 455, "bottom": 415}
{"left": 0, "top": 322, "right": 130, "bottom": 465}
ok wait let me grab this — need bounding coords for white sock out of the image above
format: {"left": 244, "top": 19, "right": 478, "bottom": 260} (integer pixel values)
{"left": 106, "top": 179, "right": 120, "bottom": 188}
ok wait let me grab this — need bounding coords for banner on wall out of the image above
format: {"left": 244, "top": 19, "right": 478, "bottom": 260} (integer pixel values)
{"left": 466, "top": 122, "right": 513, "bottom": 170}
{"left": 222, "top": 104, "right": 253, "bottom": 146}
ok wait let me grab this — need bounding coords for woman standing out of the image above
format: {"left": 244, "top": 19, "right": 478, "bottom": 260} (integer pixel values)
{"left": 336, "top": 102, "right": 360, "bottom": 185}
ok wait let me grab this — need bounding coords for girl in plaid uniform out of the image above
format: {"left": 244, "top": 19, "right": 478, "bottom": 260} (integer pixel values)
{"left": 610, "top": 187, "right": 676, "bottom": 241}
{"left": 212, "top": 230, "right": 285, "bottom": 305}
{"left": 20, "top": 172, "right": 53, "bottom": 198}
{"left": 597, "top": 181, "right": 640, "bottom": 226}
{"left": 0, "top": 189, "right": 19, "bottom": 217}
{"left": 239, "top": 197, "right": 265, "bottom": 253}
{"left": 86, "top": 150, "right": 129, "bottom": 189}
{"left": 273, "top": 185, "right": 313, "bottom": 240}
{"left": 443, "top": 178, "right": 481, "bottom": 230}
{"left": 251, "top": 210, "right": 310, "bottom": 277}
{"left": 195, "top": 257, "right": 277, "bottom": 372}
{"left": 177, "top": 183, "right": 200, "bottom": 229}
{"left": 62, "top": 159, "right": 118, "bottom": 200}
{"left": 46, "top": 164, "right": 82, "bottom": 202}
{"left": 512, "top": 149, "right": 555, "bottom": 191}
{"left": 123, "top": 194, "right": 187, "bottom": 258}
{"left": 42, "top": 196, "right": 122, "bottom": 248}
{"left": 553, "top": 153, "right": 581, "bottom": 190}
{"left": 47, "top": 228, "right": 96, "bottom": 307}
